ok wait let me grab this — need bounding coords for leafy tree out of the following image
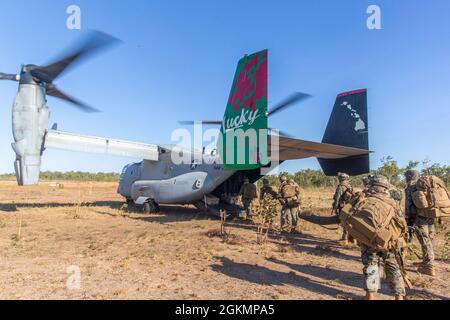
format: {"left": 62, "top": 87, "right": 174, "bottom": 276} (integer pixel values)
{"left": 404, "top": 160, "right": 420, "bottom": 171}
{"left": 377, "top": 156, "right": 402, "bottom": 183}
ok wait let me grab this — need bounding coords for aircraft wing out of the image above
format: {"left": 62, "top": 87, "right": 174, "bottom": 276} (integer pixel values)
{"left": 44, "top": 129, "right": 161, "bottom": 161}
{"left": 269, "top": 134, "right": 369, "bottom": 161}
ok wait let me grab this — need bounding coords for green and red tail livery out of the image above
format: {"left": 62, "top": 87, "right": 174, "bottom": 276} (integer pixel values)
{"left": 219, "top": 50, "right": 269, "bottom": 170}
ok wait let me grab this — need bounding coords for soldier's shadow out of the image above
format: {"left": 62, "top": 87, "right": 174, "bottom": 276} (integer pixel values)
{"left": 267, "top": 257, "right": 362, "bottom": 289}
{"left": 210, "top": 256, "right": 362, "bottom": 300}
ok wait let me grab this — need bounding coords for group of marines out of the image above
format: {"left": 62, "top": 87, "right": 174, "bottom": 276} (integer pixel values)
{"left": 239, "top": 169, "right": 444, "bottom": 300}
{"left": 239, "top": 176, "right": 301, "bottom": 233}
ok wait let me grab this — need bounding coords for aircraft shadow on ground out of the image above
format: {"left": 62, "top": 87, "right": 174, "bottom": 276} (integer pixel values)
{"left": 0, "top": 201, "right": 220, "bottom": 225}
{"left": 0, "top": 201, "right": 124, "bottom": 212}
{"left": 210, "top": 256, "right": 362, "bottom": 300}
{"left": 127, "top": 205, "right": 214, "bottom": 224}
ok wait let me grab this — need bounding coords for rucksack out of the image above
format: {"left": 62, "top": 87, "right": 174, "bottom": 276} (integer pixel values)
{"left": 280, "top": 183, "right": 296, "bottom": 198}
{"left": 339, "top": 182, "right": 354, "bottom": 206}
{"left": 412, "top": 175, "right": 450, "bottom": 219}
{"left": 340, "top": 194, "right": 407, "bottom": 251}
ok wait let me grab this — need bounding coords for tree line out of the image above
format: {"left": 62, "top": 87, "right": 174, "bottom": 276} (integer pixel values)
{"left": 0, "top": 157, "right": 448, "bottom": 188}
{"left": 0, "top": 171, "right": 121, "bottom": 182}
{"left": 262, "top": 156, "right": 450, "bottom": 189}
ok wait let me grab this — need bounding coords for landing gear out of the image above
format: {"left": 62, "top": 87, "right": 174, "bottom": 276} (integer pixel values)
{"left": 143, "top": 200, "right": 160, "bottom": 214}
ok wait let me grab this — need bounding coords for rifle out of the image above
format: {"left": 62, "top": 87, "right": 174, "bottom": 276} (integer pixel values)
{"left": 404, "top": 213, "right": 424, "bottom": 260}
{"left": 407, "top": 226, "right": 415, "bottom": 244}
{"left": 395, "top": 249, "right": 413, "bottom": 290}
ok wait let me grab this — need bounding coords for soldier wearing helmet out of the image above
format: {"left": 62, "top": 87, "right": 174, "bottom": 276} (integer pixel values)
{"left": 357, "top": 174, "right": 408, "bottom": 300}
{"left": 333, "top": 172, "right": 354, "bottom": 245}
{"left": 404, "top": 170, "right": 436, "bottom": 276}
{"left": 362, "top": 174, "right": 375, "bottom": 191}
{"left": 239, "top": 177, "right": 258, "bottom": 219}
{"left": 278, "top": 175, "right": 300, "bottom": 233}
{"left": 366, "top": 174, "right": 402, "bottom": 201}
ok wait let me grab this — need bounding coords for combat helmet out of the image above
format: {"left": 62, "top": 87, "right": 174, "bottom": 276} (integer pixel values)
{"left": 337, "top": 172, "right": 350, "bottom": 182}
{"left": 363, "top": 174, "right": 375, "bottom": 188}
{"left": 404, "top": 170, "right": 420, "bottom": 182}
{"left": 279, "top": 175, "right": 288, "bottom": 183}
{"left": 243, "top": 177, "right": 250, "bottom": 183}
{"left": 262, "top": 178, "right": 269, "bottom": 186}
{"left": 371, "top": 174, "right": 391, "bottom": 189}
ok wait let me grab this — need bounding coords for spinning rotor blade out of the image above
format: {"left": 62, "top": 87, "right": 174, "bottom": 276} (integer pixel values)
{"left": 179, "top": 92, "right": 312, "bottom": 126}
{"left": 31, "top": 30, "right": 120, "bottom": 83}
{"left": 177, "top": 121, "right": 293, "bottom": 137}
{"left": 269, "top": 128, "right": 294, "bottom": 137}
{"left": 178, "top": 120, "right": 223, "bottom": 125}
{"left": 0, "top": 72, "right": 19, "bottom": 81}
{"left": 267, "top": 92, "right": 311, "bottom": 117}
{"left": 47, "top": 84, "right": 99, "bottom": 113}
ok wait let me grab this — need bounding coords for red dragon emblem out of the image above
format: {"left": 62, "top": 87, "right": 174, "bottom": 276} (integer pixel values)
{"left": 227, "top": 51, "right": 267, "bottom": 112}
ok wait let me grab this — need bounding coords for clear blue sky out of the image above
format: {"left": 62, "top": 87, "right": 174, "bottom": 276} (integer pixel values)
{"left": 0, "top": 0, "right": 449, "bottom": 174}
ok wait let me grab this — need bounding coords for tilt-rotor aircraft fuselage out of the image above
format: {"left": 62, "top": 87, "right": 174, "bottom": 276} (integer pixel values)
{"left": 2, "top": 32, "right": 370, "bottom": 214}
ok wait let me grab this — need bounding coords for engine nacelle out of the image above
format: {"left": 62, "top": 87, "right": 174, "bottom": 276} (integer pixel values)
{"left": 11, "top": 84, "right": 49, "bottom": 185}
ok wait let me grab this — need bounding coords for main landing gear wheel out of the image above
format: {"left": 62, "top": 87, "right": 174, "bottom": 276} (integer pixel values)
{"left": 143, "top": 200, "right": 160, "bottom": 214}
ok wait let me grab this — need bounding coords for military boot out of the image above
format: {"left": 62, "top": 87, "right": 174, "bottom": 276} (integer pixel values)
{"left": 417, "top": 264, "right": 436, "bottom": 276}
{"left": 365, "top": 291, "right": 376, "bottom": 300}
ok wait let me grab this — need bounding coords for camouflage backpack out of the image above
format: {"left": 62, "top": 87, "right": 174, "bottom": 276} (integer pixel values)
{"left": 340, "top": 181, "right": 354, "bottom": 204}
{"left": 340, "top": 194, "right": 407, "bottom": 251}
{"left": 412, "top": 175, "right": 450, "bottom": 219}
{"left": 280, "top": 183, "right": 297, "bottom": 198}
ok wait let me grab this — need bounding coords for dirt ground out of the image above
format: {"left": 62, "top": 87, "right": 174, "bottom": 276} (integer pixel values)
{"left": 0, "top": 180, "right": 448, "bottom": 300}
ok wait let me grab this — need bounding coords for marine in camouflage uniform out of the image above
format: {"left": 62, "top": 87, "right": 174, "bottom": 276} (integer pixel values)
{"left": 404, "top": 170, "right": 436, "bottom": 276}
{"left": 358, "top": 174, "right": 402, "bottom": 205}
{"left": 333, "top": 173, "right": 354, "bottom": 245}
{"left": 260, "top": 178, "right": 278, "bottom": 200}
{"left": 239, "top": 177, "right": 258, "bottom": 219}
{"left": 278, "top": 175, "right": 300, "bottom": 233}
{"left": 360, "top": 175, "right": 407, "bottom": 300}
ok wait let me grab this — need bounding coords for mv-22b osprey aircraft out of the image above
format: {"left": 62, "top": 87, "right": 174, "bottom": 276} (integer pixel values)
{"left": 1, "top": 31, "right": 370, "bottom": 214}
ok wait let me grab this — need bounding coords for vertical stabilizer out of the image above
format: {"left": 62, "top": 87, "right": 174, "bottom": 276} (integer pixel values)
{"left": 219, "top": 50, "right": 269, "bottom": 170}
{"left": 318, "top": 89, "right": 369, "bottom": 176}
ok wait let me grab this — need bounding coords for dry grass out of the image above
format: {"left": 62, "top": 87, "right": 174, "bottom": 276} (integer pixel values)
{"left": 0, "top": 181, "right": 448, "bottom": 300}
